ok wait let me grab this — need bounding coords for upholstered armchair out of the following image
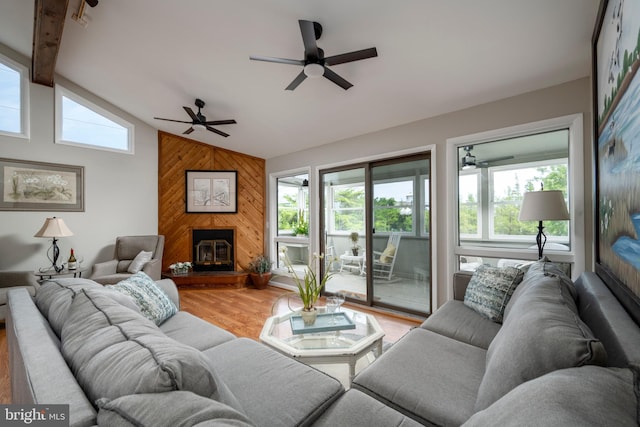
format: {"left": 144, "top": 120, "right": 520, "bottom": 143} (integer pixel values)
{"left": 0, "top": 271, "right": 39, "bottom": 321}
{"left": 91, "top": 235, "right": 165, "bottom": 285}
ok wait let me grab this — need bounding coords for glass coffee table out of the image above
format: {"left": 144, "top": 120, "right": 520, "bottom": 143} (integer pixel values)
{"left": 259, "top": 307, "right": 385, "bottom": 387}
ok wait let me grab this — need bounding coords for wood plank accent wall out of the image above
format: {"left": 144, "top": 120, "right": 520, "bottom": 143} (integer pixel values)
{"left": 158, "top": 131, "right": 265, "bottom": 272}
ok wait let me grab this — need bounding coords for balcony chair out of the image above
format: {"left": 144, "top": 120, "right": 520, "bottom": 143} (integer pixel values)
{"left": 90, "top": 235, "right": 165, "bottom": 285}
{"left": 372, "top": 233, "right": 402, "bottom": 281}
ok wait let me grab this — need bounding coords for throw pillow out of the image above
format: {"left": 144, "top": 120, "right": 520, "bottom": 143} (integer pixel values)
{"left": 111, "top": 272, "right": 177, "bottom": 325}
{"left": 464, "top": 366, "right": 638, "bottom": 427}
{"left": 61, "top": 289, "right": 222, "bottom": 404}
{"left": 379, "top": 244, "right": 396, "bottom": 264}
{"left": 96, "top": 391, "right": 255, "bottom": 427}
{"left": 127, "top": 250, "right": 153, "bottom": 273}
{"left": 463, "top": 265, "right": 524, "bottom": 323}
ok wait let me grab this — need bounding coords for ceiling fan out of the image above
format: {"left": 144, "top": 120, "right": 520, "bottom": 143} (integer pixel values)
{"left": 461, "top": 145, "right": 514, "bottom": 170}
{"left": 250, "top": 20, "right": 378, "bottom": 91}
{"left": 154, "top": 99, "right": 236, "bottom": 137}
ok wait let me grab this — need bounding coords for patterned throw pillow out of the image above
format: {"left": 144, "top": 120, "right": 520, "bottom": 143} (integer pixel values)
{"left": 111, "top": 272, "right": 177, "bottom": 325}
{"left": 464, "top": 265, "right": 524, "bottom": 323}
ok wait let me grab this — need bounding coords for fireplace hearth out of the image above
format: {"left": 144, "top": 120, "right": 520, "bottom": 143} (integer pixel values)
{"left": 192, "top": 229, "right": 234, "bottom": 271}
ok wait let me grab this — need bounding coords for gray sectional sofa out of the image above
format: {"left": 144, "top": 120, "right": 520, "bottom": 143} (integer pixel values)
{"left": 352, "top": 261, "right": 640, "bottom": 426}
{"left": 6, "top": 276, "right": 420, "bottom": 427}
{"left": 6, "top": 260, "right": 640, "bottom": 426}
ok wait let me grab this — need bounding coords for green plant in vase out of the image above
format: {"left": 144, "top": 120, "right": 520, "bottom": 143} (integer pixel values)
{"left": 280, "top": 247, "right": 333, "bottom": 325}
{"left": 247, "top": 255, "right": 272, "bottom": 289}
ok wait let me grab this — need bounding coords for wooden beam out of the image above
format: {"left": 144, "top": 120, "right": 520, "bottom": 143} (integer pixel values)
{"left": 32, "top": 0, "right": 69, "bottom": 87}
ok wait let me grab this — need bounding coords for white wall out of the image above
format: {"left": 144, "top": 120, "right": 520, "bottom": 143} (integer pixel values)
{"left": 0, "top": 44, "right": 159, "bottom": 273}
{"left": 266, "top": 77, "right": 593, "bottom": 308}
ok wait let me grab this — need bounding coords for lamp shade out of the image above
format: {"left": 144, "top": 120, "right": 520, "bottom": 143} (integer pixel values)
{"left": 34, "top": 217, "right": 74, "bottom": 238}
{"left": 518, "top": 190, "right": 570, "bottom": 221}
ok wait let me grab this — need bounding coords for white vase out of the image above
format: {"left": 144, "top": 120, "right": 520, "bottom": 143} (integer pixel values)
{"left": 300, "top": 308, "right": 317, "bottom": 326}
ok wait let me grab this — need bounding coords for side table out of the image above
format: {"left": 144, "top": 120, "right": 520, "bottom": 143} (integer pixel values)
{"left": 34, "top": 267, "right": 88, "bottom": 282}
{"left": 339, "top": 253, "right": 365, "bottom": 275}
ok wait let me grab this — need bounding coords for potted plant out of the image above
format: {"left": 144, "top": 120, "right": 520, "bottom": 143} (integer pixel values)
{"left": 280, "top": 247, "right": 333, "bottom": 325}
{"left": 248, "top": 255, "right": 272, "bottom": 289}
{"left": 293, "top": 209, "right": 308, "bottom": 236}
{"left": 349, "top": 231, "right": 360, "bottom": 256}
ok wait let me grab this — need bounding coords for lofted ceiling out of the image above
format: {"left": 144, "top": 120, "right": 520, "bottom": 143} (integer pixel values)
{"left": 0, "top": 0, "right": 599, "bottom": 159}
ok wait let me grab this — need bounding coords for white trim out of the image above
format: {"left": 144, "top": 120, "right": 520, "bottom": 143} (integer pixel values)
{"left": 446, "top": 114, "right": 585, "bottom": 293}
{"left": 55, "top": 84, "right": 135, "bottom": 154}
{"left": 0, "top": 53, "right": 29, "bottom": 139}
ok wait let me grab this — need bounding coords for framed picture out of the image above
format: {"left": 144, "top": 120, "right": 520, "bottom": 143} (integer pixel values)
{"left": 592, "top": 0, "right": 640, "bottom": 322}
{"left": 186, "top": 170, "right": 237, "bottom": 213}
{"left": 0, "top": 158, "right": 84, "bottom": 211}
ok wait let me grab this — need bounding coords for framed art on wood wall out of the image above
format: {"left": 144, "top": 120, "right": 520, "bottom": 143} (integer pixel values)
{"left": 0, "top": 158, "right": 84, "bottom": 211}
{"left": 186, "top": 170, "right": 237, "bottom": 213}
{"left": 592, "top": 0, "right": 640, "bottom": 321}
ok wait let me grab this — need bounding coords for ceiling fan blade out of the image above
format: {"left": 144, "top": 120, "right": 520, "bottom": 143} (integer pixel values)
{"left": 299, "top": 20, "right": 319, "bottom": 59}
{"left": 324, "top": 47, "right": 378, "bottom": 66}
{"left": 183, "top": 127, "right": 195, "bottom": 135}
{"left": 154, "top": 117, "right": 192, "bottom": 124}
{"left": 183, "top": 107, "right": 199, "bottom": 122}
{"left": 204, "top": 119, "right": 237, "bottom": 126}
{"left": 285, "top": 70, "right": 307, "bottom": 91}
{"left": 250, "top": 55, "right": 304, "bottom": 66}
{"left": 206, "top": 126, "right": 229, "bottom": 138}
{"left": 477, "top": 156, "right": 515, "bottom": 167}
{"left": 322, "top": 67, "right": 353, "bottom": 90}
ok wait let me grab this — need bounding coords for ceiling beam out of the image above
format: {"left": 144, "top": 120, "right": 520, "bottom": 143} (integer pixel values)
{"left": 32, "top": 0, "right": 69, "bottom": 87}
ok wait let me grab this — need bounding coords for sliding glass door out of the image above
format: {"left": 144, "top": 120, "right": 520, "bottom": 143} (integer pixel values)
{"left": 321, "top": 154, "right": 431, "bottom": 316}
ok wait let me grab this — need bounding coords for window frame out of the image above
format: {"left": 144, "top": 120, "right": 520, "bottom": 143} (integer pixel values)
{"left": 446, "top": 114, "right": 585, "bottom": 283}
{"left": 55, "top": 84, "right": 134, "bottom": 154}
{"left": 0, "top": 53, "right": 29, "bottom": 139}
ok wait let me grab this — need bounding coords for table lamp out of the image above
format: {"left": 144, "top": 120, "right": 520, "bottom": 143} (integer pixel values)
{"left": 34, "top": 217, "right": 74, "bottom": 272}
{"left": 518, "top": 187, "right": 569, "bottom": 259}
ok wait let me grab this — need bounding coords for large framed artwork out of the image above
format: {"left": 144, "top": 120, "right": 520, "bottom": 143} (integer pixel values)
{"left": 0, "top": 158, "right": 84, "bottom": 211}
{"left": 185, "top": 170, "right": 237, "bottom": 213}
{"left": 592, "top": 0, "right": 640, "bottom": 322}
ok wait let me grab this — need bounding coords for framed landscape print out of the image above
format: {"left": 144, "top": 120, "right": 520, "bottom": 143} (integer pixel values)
{"left": 186, "top": 170, "right": 237, "bottom": 213}
{"left": 0, "top": 158, "right": 84, "bottom": 211}
{"left": 592, "top": 0, "right": 640, "bottom": 320}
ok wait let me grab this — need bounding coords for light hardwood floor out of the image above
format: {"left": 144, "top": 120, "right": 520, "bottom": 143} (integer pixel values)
{"left": 0, "top": 285, "right": 423, "bottom": 404}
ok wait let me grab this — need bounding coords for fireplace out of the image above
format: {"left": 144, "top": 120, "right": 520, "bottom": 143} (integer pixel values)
{"left": 192, "top": 229, "right": 234, "bottom": 271}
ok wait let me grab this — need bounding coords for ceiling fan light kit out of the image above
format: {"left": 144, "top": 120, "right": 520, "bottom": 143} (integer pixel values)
{"left": 250, "top": 19, "right": 378, "bottom": 90}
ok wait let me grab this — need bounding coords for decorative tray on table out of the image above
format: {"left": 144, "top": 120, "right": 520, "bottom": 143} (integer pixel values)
{"left": 290, "top": 312, "right": 356, "bottom": 335}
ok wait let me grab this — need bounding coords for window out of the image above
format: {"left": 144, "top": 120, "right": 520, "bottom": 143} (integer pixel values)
{"left": 330, "top": 183, "right": 365, "bottom": 233}
{"left": 459, "top": 172, "right": 480, "bottom": 239}
{"left": 0, "top": 54, "right": 28, "bottom": 138}
{"left": 489, "top": 159, "right": 568, "bottom": 241}
{"left": 277, "top": 174, "right": 308, "bottom": 236}
{"left": 373, "top": 179, "right": 414, "bottom": 233}
{"left": 447, "top": 115, "right": 585, "bottom": 279}
{"left": 422, "top": 175, "right": 430, "bottom": 235}
{"left": 55, "top": 85, "right": 134, "bottom": 153}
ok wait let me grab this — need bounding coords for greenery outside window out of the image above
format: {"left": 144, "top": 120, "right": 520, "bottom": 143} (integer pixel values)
{"left": 0, "top": 54, "right": 29, "bottom": 138}
{"left": 330, "top": 183, "right": 365, "bottom": 234}
{"left": 277, "top": 174, "right": 309, "bottom": 236}
{"left": 373, "top": 179, "right": 414, "bottom": 233}
{"left": 55, "top": 85, "right": 134, "bottom": 153}
{"left": 459, "top": 172, "right": 480, "bottom": 239}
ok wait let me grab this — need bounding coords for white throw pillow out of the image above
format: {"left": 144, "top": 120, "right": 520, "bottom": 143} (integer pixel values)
{"left": 127, "top": 250, "right": 153, "bottom": 273}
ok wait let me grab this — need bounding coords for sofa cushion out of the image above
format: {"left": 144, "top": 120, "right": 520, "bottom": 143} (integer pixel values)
{"left": 352, "top": 328, "right": 486, "bottom": 426}
{"left": 474, "top": 265, "right": 607, "bottom": 411}
{"left": 313, "top": 389, "right": 424, "bottom": 427}
{"left": 126, "top": 250, "right": 153, "bottom": 274}
{"left": 421, "top": 300, "right": 501, "bottom": 349}
{"left": 202, "top": 338, "right": 344, "bottom": 426}
{"left": 111, "top": 272, "right": 177, "bottom": 325}
{"left": 463, "top": 265, "right": 524, "bottom": 323}
{"left": 61, "top": 288, "right": 223, "bottom": 404}
{"left": 35, "top": 278, "right": 102, "bottom": 336}
{"left": 464, "top": 366, "right": 639, "bottom": 427}
{"left": 97, "top": 391, "right": 255, "bottom": 427}
{"left": 160, "top": 311, "right": 236, "bottom": 351}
